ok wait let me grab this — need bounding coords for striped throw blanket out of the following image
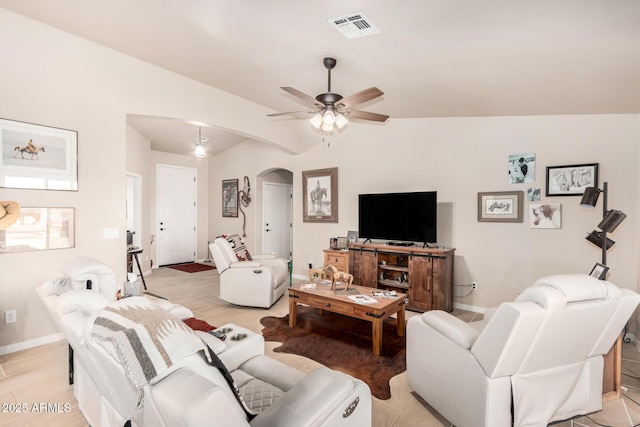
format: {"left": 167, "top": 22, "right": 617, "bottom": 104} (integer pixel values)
{"left": 90, "top": 297, "right": 207, "bottom": 408}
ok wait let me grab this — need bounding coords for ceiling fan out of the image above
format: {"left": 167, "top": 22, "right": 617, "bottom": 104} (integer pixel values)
{"left": 268, "top": 57, "right": 389, "bottom": 133}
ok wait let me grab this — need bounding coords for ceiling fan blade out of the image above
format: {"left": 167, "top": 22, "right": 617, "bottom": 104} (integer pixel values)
{"left": 347, "top": 109, "right": 390, "bottom": 122}
{"left": 267, "top": 111, "right": 308, "bottom": 117}
{"left": 281, "top": 87, "right": 322, "bottom": 107}
{"left": 339, "top": 87, "right": 384, "bottom": 108}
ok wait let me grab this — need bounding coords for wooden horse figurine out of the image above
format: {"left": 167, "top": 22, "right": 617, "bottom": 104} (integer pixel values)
{"left": 324, "top": 264, "right": 354, "bottom": 291}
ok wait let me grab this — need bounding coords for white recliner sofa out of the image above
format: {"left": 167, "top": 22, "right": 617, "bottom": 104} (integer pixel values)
{"left": 406, "top": 274, "right": 640, "bottom": 427}
{"left": 38, "top": 256, "right": 371, "bottom": 427}
{"left": 209, "top": 236, "right": 288, "bottom": 308}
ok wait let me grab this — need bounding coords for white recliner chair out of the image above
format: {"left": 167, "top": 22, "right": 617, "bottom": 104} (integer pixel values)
{"left": 38, "top": 257, "right": 372, "bottom": 427}
{"left": 209, "top": 236, "right": 288, "bottom": 308}
{"left": 406, "top": 274, "right": 640, "bottom": 427}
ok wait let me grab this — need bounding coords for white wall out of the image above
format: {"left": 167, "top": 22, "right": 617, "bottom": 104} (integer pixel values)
{"left": 210, "top": 116, "right": 640, "bottom": 309}
{"left": 0, "top": 7, "right": 638, "bottom": 351}
{"left": 0, "top": 8, "right": 310, "bottom": 350}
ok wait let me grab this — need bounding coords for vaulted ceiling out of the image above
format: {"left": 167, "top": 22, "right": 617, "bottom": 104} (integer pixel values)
{"left": 3, "top": 1, "right": 639, "bottom": 155}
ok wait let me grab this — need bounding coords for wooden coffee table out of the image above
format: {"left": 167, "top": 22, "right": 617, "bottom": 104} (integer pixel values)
{"left": 288, "top": 283, "right": 406, "bottom": 356}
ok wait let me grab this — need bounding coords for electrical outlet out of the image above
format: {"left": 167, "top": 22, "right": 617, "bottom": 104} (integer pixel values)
{"left": 5, "top": 310, "right": 16, "bottom": 324}
{"left": 471, "top": 282, "right": 478, "bottom": 291}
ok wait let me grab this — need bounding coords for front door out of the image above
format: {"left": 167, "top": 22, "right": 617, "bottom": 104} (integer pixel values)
{"left": 263, "top": 182, "right": 292, "bottom": 259}
{"left": 157, "top": 164, "right": 197, "bottom": 266}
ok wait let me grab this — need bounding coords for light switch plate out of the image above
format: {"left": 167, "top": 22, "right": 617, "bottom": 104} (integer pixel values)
{"left": 103, "top": 228, "right": 119, "bottom": 239}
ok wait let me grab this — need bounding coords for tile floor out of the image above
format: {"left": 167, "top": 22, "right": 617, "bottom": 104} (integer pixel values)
{"left": 1, "top": 265, "right": 640, "bottom": 426}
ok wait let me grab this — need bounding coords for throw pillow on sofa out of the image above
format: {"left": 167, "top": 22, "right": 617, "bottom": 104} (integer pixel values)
{"left": 218, "top": 233, "right": 252, "bottom": 261}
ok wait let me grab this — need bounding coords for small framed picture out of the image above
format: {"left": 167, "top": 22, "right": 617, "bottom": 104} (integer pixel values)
{"left": 546, "top": 163, "right": 598, "bottom": 196}
{"left": 222, "top": 179, "right": 238, "bottom": 217}
{"left": 336, "top": 237, "right": 348, "bottom": 249}
{"left": 347, "top": 230, "right": 358, "bottom": 244}
{"left": 589, "top": 262, "right": 609, "bottom": 280}
{"left": 477, "top": 191, "right": 524, "bottom": 222}
{"left": 529, "top": 203, "right": 562, "bottom": 229}
{"left": 508, "top": 153, "right": 535, "bottom": 184}
{"left": 329, "top": 237, "right": 338, "bottom": 249}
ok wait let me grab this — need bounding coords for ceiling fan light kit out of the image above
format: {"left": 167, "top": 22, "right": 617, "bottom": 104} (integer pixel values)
{"left": 269, "top": 57, "right": 389, "bottom": 136}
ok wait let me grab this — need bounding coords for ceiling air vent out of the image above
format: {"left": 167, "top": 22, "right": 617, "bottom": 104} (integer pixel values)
{"left": 327, "top": 11, "right": 381, "bottom": 39}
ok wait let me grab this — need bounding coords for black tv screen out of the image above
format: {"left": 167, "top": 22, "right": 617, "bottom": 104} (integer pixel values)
{"left": 358, "top": 191, "right": 437, "bottom": 244}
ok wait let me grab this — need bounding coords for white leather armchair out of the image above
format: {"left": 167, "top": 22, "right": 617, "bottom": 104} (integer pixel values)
{"left": 406, "top": 274, "right": 640, "bottom": 427}
{"left": 209, "top": 237, "right": 287, "bottom": 308}
{"left": 37, "top": 258, "right": 372, "bottom": 427}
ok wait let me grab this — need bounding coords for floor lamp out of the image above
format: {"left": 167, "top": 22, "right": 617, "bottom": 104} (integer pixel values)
{"left": 580, "top": 182, "right": 627, "bottom": 266}
{"left": 581, "top": 182, "right": 629, "bottom": 398}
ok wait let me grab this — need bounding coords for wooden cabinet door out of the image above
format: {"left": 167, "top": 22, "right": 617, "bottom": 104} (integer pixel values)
{"left": 431, "top": 255, "right": 453, "bottom": 311}
{"left": 408, "top": 255, "right": 432, "bottom": 312}
{"left": 350, "top": 249, "right": 377, "bottom": 287}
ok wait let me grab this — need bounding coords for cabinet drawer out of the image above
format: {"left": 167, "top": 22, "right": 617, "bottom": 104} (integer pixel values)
{"left": 308, "top": 296, "right": 355, "bottom": 316}
{"left": 324, "top": 250, "right": 349, "bottom": 272}
{"left": 326, "top": 261, "right": 347, "bottom": 272}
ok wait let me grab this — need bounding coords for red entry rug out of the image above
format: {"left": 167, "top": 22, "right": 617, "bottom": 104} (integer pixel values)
{"left": 168, "top": 263, "right": 216, "bottom": 273}
{"left": 260, "top": 305, "right": 406, "bottom": 400}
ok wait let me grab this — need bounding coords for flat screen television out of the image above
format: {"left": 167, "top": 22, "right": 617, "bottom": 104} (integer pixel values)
{"left": 358, "top": 191, "right": 437, "bottom": 245}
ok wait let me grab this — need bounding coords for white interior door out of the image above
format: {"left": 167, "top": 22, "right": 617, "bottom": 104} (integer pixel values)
{"left": 157, "top": 164, "right": 197, "bottom": 266}
{"left": 263, "top": 182, "right": 292, "bottom": 259}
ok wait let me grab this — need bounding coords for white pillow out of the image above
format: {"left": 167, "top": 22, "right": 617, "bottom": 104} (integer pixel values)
{"left": 54, "top": 290, "right": 109, "bottom": 318}
{"left": 533, "top": 274, "right": 609, "bottom": 302}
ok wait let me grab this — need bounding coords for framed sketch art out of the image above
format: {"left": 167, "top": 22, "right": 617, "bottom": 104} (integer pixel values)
{"left": 222, "top": 179, "right": 238, "bottom": 217}
{"left": 477, "top": 191, "right": 524, "bottom": 222}
{"left": 0, "top": 118, "right": 78, "bottom": 191}
{"left": 302, "top": 167, "right": 338, "bottom": 223}
{"left": 546, "top": 163, "right": 598, "bottom": 196}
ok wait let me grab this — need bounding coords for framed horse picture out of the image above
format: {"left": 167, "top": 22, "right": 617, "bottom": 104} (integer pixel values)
{"left": 222, "top": 179, "right": 238, "bottom": 217}
{"left": 0, "top": 118, "right": 78, "bottom": 191}
{"left": 302, "top": 167, "right": 338, "bottom": 223}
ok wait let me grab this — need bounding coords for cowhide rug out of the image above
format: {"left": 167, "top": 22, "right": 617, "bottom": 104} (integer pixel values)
{"left": 260, "top": 305, "right": 406, "bottom": 400}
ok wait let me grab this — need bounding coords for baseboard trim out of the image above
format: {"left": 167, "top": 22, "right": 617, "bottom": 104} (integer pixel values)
{"left": 453, "top": 302, "right": 486, "bottom": 314}
{"left": 0, "top": 332, "right": 65, "bottom": 356}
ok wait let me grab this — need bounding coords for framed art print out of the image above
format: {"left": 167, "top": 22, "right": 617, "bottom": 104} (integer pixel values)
{"left": 589, "top": 262, "right": 609, "bottom": 280}
{"left": 477, "top": 191, "right": 524, "bottom": 222}
{"left": 0, "top": 118, "right": 78, "bottom": 191}
{"left": 302, "top": 167, "right": 338, "bottom": 223}
{"left": 222, "top": 179, "right": 238, "bottom": 217}
{"left": 546, "top": 163, "right": 598, "bottom": 196}
{"left": 529, "top": 203, "right": 562, "bottom": 229}
{"left": 0, "top": 207, "right": 75, "bottom": 253}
